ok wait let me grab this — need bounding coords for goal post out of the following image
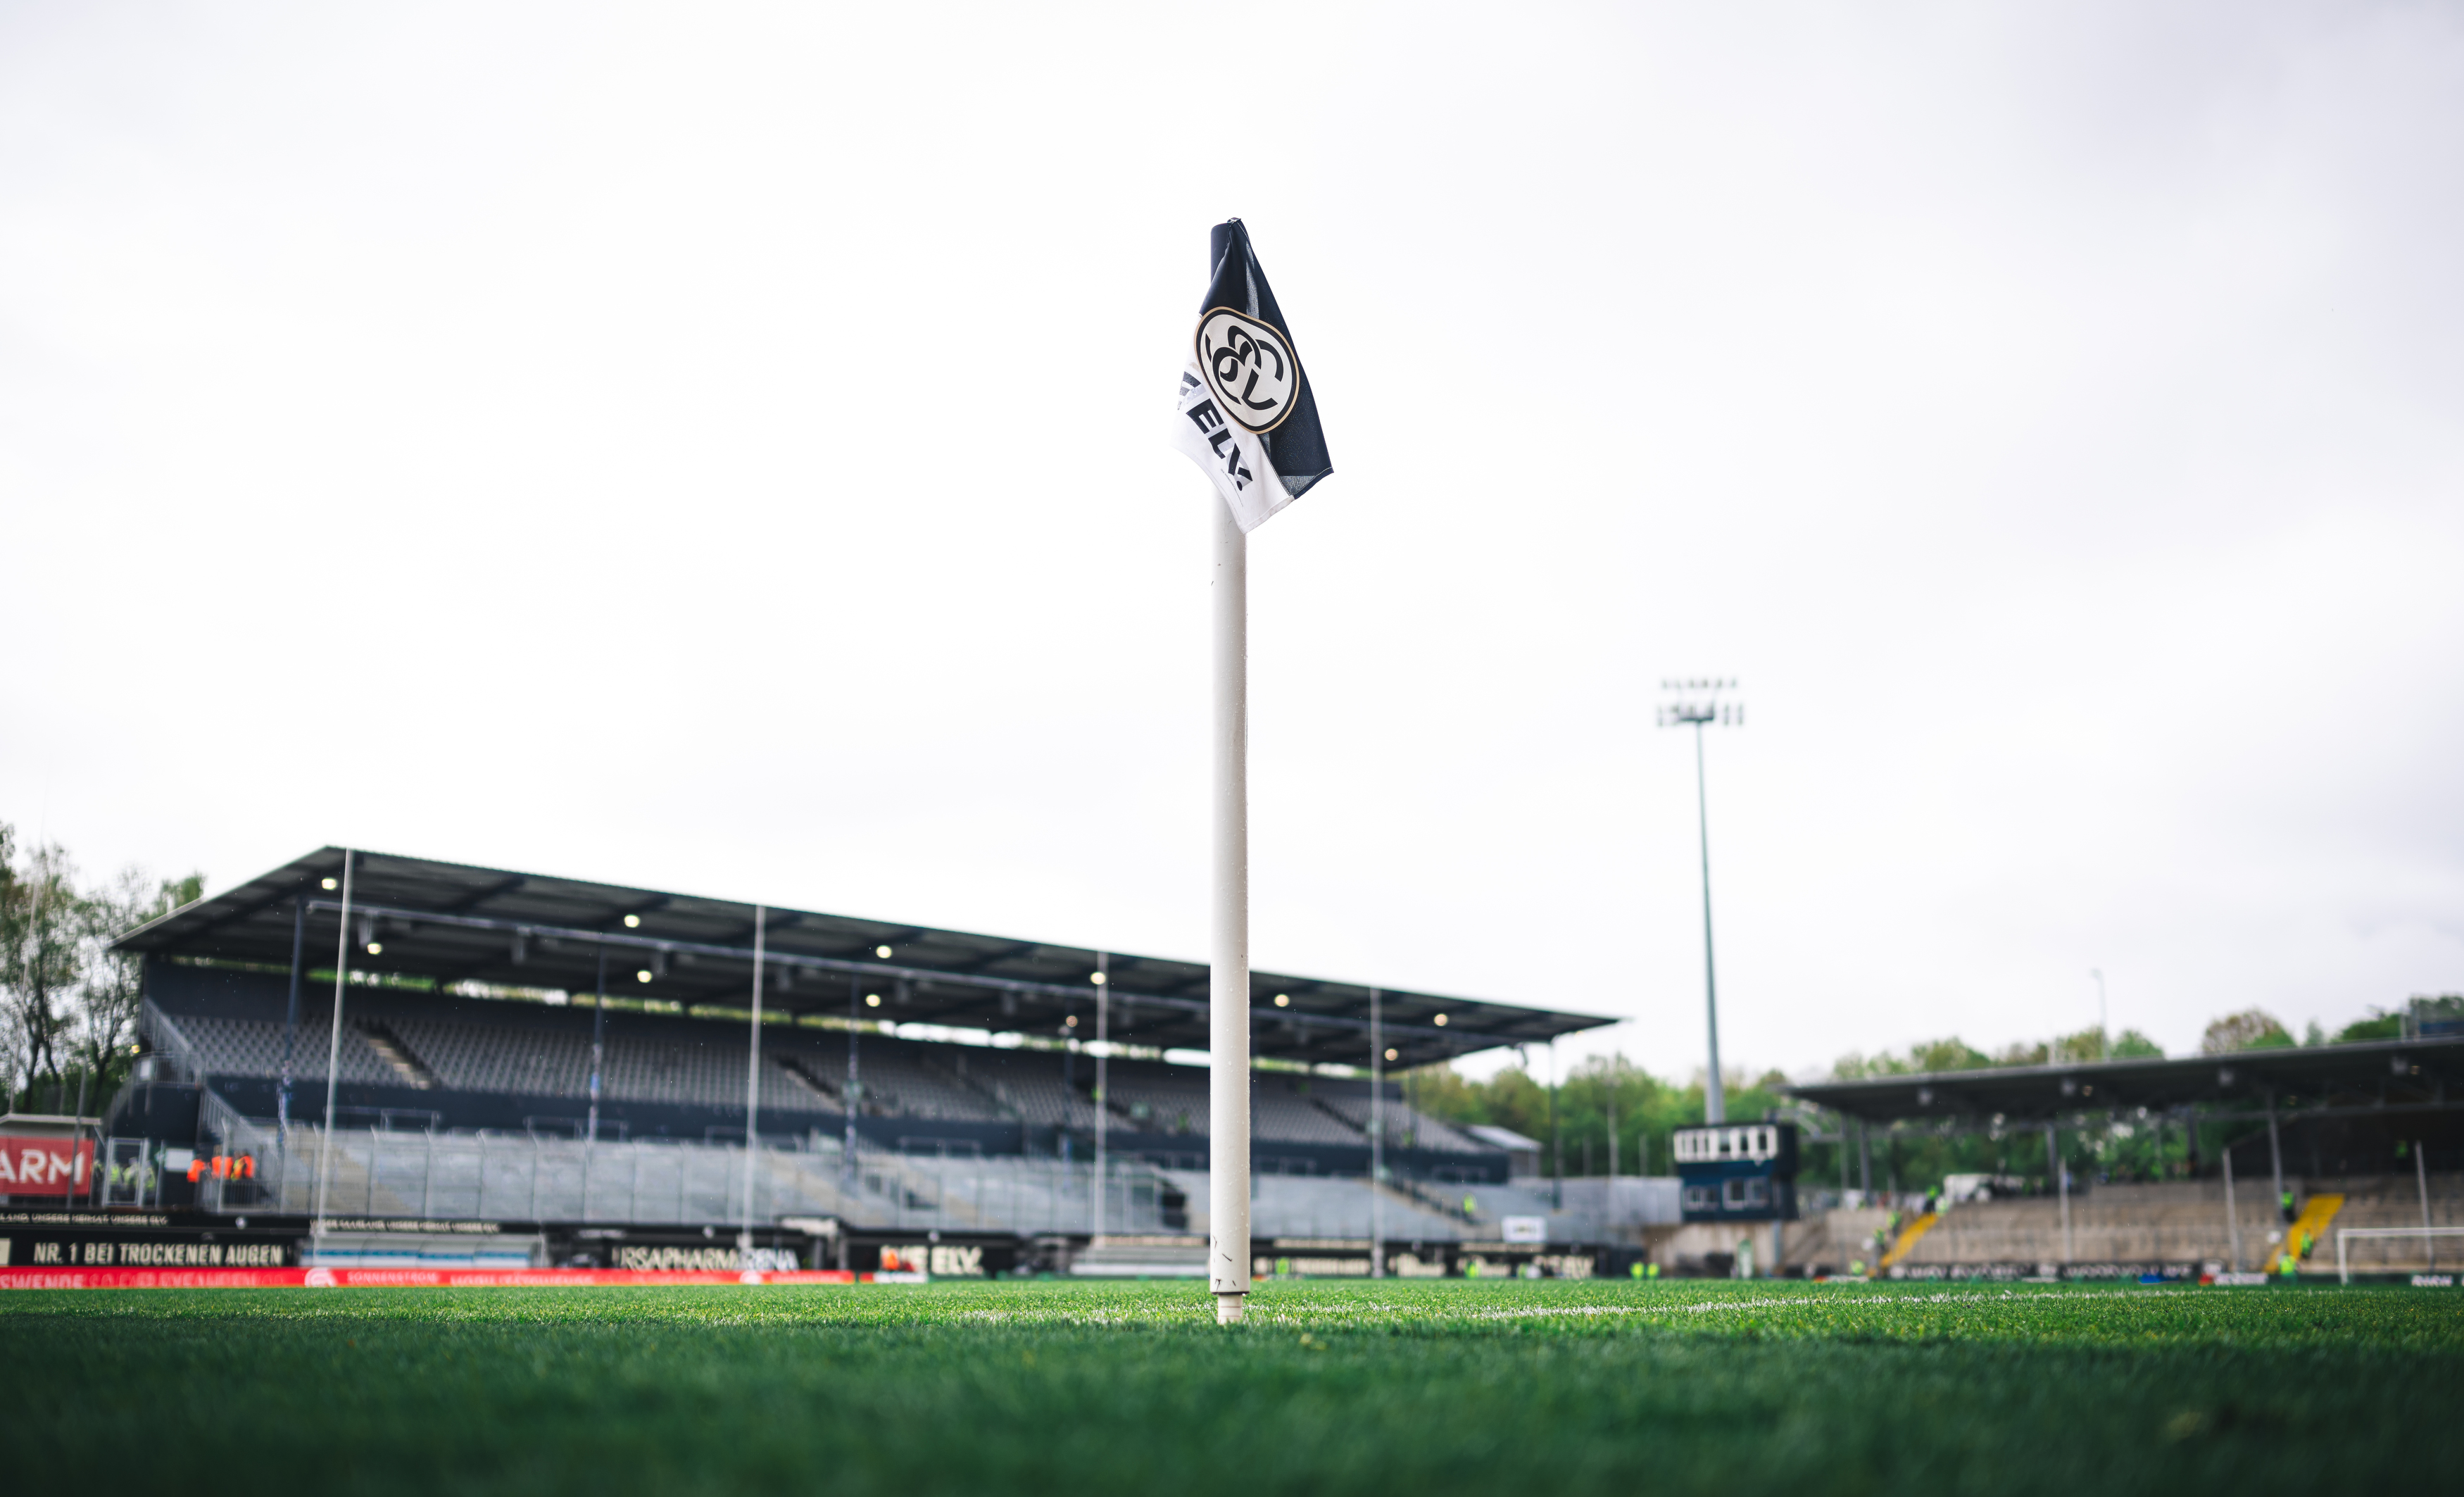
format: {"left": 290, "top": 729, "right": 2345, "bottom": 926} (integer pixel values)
{"left": 2335, "top": 1227, "right": 2464, "bottom": 1284}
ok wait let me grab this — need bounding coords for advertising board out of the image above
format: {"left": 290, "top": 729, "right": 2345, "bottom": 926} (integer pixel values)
{"left": 0, "top": 1134, "right": 94, "bottom": 1197}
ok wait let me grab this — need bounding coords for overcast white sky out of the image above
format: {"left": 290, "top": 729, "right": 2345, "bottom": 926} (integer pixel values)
{"left": 4, "top": 4, "right": 2460, "bottom": 1083}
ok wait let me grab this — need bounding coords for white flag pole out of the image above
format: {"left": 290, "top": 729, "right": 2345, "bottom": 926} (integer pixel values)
{"left": 1208, "top": 492, "right": 1251, "bottom": 1324}
{"left": 740, "top": 903, "right": 765, "bottom": 1260}
{"left": 1369, "top": 984, "right": 1384, "bottom": 1279}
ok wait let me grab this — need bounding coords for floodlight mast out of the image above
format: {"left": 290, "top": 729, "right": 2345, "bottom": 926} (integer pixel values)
{"left": 2092, "top": 970, "right": 2108, "bottom": 1061}
{"left": 1659, "top": 681, "right": 1742, "bottom": 1125}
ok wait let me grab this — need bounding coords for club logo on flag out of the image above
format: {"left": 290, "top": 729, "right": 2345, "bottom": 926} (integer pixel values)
{"left": 1170, "top": 220, "right": 1332, "bottom": 534}
{"left": 1195, "top": 309, "right": 1299, "bottom": 434}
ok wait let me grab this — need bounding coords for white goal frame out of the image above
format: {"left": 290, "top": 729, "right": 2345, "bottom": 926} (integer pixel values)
{"left": 2336, "top": 1227, "right": 2464, "bottom": 1284}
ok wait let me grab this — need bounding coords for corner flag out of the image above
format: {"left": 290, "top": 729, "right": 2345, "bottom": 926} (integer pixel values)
{"left": 1171, "top": 220, "right": 1332, "bottom": 532}
{"left": 1174, "top": 220, "right": 1333, "bottom": 1324}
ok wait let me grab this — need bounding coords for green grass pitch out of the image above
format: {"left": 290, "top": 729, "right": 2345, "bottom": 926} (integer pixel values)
{"left": 4, "top": 1279, "right": 2459, "bottom": 1495}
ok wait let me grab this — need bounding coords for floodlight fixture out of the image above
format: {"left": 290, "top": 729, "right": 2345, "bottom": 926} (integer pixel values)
{"left": 1091, "top": 971, "right": 1107, "bottom": 985}
{"left": 624, "top": 914, "right": 641, "bottom": 929}
{"left": 865, "top": 992, "right": 882, "bottom": 1008}
{"left": 1273, "top": 993, "right": 1289, "bottom": 1007}
{"left": 636, "top": 969, "right": 653, "bottom": 983}
{"left": 1433, "top": 1013, "right": 1447, "bottom": 1027}
{"left": 875, "top": 944, "right": 893, "bottom": 959}
{"left": 365, "top": 942, "right": 382, "bottom": 956}
{"left": 321, "top": 877, "right": 338, "bottom": 891}
{"left": 1661, "top": 676, "right": 1744, "bottom": 1123}
{"left": 1385, "top": 1048, "right": 1399, "bottom": 1062}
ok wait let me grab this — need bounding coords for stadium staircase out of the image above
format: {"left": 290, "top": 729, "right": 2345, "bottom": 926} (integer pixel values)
{"left": 1365, "top": 1177, "right": 1474, "bottom": 1238}
{"left": 1150, "top": 1169, "right": 1469, "bottom": 1240}
{"left": 1775, "top": 1212, "right": 1839, "bottom": 1274}
{"left": 768, "top": 1053, "right": 844, "bottom": 1106}
{"left": 920, "top": 1053, "right": 1022, "bottom": 1122}
{"left": 1779, "top": 1208, "right": 1889, "bottom": 1275}
{"left": 1393, "top": 1175, "right": 1483, "bottom": 1226}
{"left": 356, "top": 1022, "right": 441, "bottom": 1090}
{"left": 2267, "top": 1193, "right": 2343, "bottom": 1274}
{"left": 1776, "top": 1214, "right": 1832, "bottom": 1273}
{"left": 1877, "top": 1211, "right": 1938, "bottom": 1270}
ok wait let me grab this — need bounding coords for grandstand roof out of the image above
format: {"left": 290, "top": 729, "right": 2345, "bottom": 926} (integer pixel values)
{"left": 1781, "top": 1036, "right": 2464, "bottom": 1127}
{"left": 115, "top": 848, "right": 1614, "bottom": 1069}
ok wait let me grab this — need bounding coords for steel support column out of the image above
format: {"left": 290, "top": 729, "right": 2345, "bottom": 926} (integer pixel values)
{"left": 2223, "top": 1141, "right": 2242, "bottom": 1272}
{"left": 844, "top": 976, "right": 862, "bottom": 1192}
{"left": 2266, "top": 1089, "right": 2287, "bottom": 1222}
{"left": 279, "top": 896, "right": 306, "bottom": 1150}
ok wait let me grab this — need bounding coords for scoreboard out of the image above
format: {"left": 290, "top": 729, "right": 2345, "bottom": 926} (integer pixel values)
{"left": 1673, "top": 1122, "right": 1800, "bottom": 1223}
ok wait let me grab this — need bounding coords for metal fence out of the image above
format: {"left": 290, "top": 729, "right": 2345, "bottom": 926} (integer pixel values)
{"left": 104, "top": 1094, "right": 1178, "bottom": 1235}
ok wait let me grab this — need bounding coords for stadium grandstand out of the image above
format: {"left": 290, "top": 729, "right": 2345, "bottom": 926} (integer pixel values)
{"left": 1771, "top": 1038, "right": 2464, "bottom": 1280}
{"left": 42, "top": 846, "right": 2458, "bottom": 1283}
{"left": 64, "top": 848, "right": 1623, "bottom": 1268}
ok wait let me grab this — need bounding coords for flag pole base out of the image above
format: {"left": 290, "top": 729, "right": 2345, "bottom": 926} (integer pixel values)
{"left": 1214, "top": 1291, "right": 1247, "bottom": 1325}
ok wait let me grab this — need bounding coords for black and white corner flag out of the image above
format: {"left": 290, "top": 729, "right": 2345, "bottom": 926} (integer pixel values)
{"left": 1171, "top": 220, "right": 1332, "bottom": 532}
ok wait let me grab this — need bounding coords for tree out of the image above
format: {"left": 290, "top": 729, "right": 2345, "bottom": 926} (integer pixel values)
{"left": 2111, "top": 1029, "right": 2163, "bottom": 1058}
{"left": 0, "top": 829, "right": 86, "bottom": 1110}
{"left": 2200, "top": 1010, "right": 2291, "bottom": 1055}
{"left": 2335, "top": 1010, "right": 2403, "bottom": 1044}
{"left": 0, "top": 824, "right": 203, "bottom": 1115}
{"left": 67, "top": 865, "right": 203, "bottom": 1113}
{"left": 1406, "top": 1056, "right": 1795, "bottom": 1178}
{"left": 1832, "top": 1037, "right": 1992, "bottom": 1079}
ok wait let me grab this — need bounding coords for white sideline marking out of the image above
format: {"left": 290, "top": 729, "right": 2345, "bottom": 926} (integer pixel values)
{"left": 1467, "top": 1289, "right": 2178, "bottom": 1321}
{"left": 930, "top": 1286, "right": 2192, "bottom": 1331}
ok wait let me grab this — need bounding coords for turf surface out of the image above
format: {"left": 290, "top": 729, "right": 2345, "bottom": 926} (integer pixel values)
{"left": 4, "top": 1279, "right": 2458, "bottom": 1495}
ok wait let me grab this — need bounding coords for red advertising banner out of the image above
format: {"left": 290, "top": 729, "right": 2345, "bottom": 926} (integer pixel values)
{"left": 0, "top": 1135, "right": 93, "bottom": 1196}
